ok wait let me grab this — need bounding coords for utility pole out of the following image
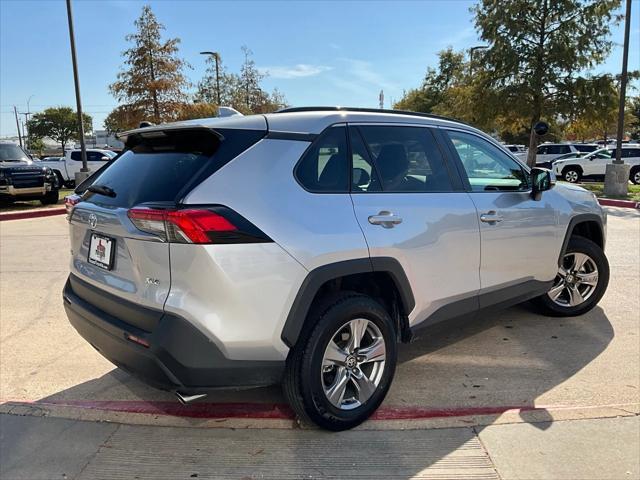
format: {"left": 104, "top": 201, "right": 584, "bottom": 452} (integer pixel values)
{"left": 65, "top": 0, "right": 89, "bottom": 181}
{"left": 379, "top": 90, "right": 384, "bottom": 109}
{"left": 20, "top": 112, "right": 30, "bottom": 148}
{"left": 200, "top": 51, "right": 221, "bottom": 105}
{"left": 604, "top": 0, "right": 632, "bottom": 196}
{"left": 13, "top": 106, "right": 23, "bottom": 148}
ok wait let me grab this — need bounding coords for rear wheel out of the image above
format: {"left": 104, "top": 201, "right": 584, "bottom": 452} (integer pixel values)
{"left": 533, "top": 236, "right": 609, "bottom": 317}
{"left": 283, "top": 292, "right": 397, "bottom": 431}
{"left": 562, "top": 167, "right": 581, "bottom": 183}
{"left": 630, "top": 167, "right": 640, "bottom": 185}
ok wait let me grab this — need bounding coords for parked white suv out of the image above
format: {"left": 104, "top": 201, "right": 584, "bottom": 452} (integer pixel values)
{"left": 535, "top": 143, "right": 599, "bottom": 168}
{"left": 63, "top": 107, "right": 609, "bottom": 430}
{"left": 553, "top": 146, "right": 640, "bottom": 184}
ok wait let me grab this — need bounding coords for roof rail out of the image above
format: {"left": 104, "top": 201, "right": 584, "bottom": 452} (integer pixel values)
{"left": 276, "top": 106, "right": 470, "bottom": 126}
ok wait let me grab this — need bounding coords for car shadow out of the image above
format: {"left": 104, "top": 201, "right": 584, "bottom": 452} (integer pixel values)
{"left": 23, "top": 302, "right": 614, "bottom": 477}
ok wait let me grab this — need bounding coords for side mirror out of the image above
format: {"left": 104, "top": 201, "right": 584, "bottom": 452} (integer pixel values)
{"left": 531, "top": 167, "right": 555, "bottom": 201}
{"left": 101, "top": 156, "right": 110, "bottom": 161}
{"left": 352, "top": 167, "right": 370, "bottom": 187}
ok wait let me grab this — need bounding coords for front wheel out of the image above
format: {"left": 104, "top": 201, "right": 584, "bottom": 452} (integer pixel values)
{"left": 40, "top": 189, "right": 59, "bottom": 205}
{"left": 533, "top": 236, "right": 609, "bottom": 317}
{"left": 630, "top": 167, "right": 640, "bottom": 185}
{"left": 283, "top": 292, "right": 397, "bottom": 431}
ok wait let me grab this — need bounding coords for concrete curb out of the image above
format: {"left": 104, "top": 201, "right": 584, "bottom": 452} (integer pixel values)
{"left": 1, "top": 400, "right": 637, "bottom": 431}
{"left": 0, "top": 207, "right": 66, "bottom": 221}
{"left": 598, "top": 198, "right": 640, "bottom": 209}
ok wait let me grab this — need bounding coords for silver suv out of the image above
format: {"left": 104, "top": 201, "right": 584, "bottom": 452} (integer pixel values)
{"left": 63, "top": 107, "right": 609, "bottom": 430}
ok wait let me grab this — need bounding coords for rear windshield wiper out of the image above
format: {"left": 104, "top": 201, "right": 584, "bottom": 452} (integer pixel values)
{"left": 87, "top": 184, "right": 116, "bottom": 198}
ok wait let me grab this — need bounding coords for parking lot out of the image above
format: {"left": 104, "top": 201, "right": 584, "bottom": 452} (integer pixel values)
{"left": 1, "top": 207, "right": 639, "bottom": 479}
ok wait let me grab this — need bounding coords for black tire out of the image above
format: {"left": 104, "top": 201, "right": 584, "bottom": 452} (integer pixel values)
{"left": 630, "top": 166, "right": 640, "bottom": 185}
{"left": 533, "top": 236, "right": 609, "bottom": 317}
{"left": 562, "top": 166, "right": 582, "bottom": 183}
{"left": 283, "top": 292, "right": 397, "bottom": 431}
{"left": 40, "top": 189, "right": 59, "bottom": 205}
{"left": 53, "top": 171, "right": 65, "bottom": 189}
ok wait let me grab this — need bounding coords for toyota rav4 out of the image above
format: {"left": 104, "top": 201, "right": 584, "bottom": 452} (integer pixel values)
{"left": 63, "top": 107, "right": 609, "bottom": 430}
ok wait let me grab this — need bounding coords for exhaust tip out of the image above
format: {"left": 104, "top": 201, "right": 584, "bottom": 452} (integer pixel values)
{"left": 175, "top": 392, "right": 207, "bottom": 405}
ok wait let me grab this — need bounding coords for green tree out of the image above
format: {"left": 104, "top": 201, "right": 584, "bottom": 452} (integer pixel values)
{"left": 394, "top": 48, "right": 466, "bottom": 113}
{"left": 109, "top": 5, "right": 189, "bottom": 125}
{"left": 196, "top": 54, "right": 240, "bottom": 106}
{"left": 26, "top": 136, "right": 45, "bottom": 155}
{"left": 473, "top": 0, "right": 620, "bottom": 166}
{"left": 27, "top": 107, "right": 92, "bottom": 153}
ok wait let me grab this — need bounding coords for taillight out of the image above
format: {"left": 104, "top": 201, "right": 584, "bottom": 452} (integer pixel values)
{"left": 127, "top": 207, "right": 270, "bottom": 244}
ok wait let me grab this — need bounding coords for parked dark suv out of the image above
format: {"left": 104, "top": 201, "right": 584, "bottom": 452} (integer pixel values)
{"left": 0, "top": 142, "right": 59, "bottom": 205}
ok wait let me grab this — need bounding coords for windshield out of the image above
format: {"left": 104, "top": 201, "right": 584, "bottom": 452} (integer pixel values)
{"left": 584, "top": 149, "right": 612, "bottom": 160}
{"left": 0, "top": 144, "right": 30, "bottom": 162}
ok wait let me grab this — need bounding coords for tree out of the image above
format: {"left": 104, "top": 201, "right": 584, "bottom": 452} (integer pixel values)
{"left": 109, "top": 5, "right": 189, "bottom": 125}
{"left": 195, "top": 46, "right": 288, "bottom": 114}
{"left": 26, "top": 136, "right": 45, "bottom": 155}
{"left": 27, "top": 107, "right": 92, "bottom": 153}
{"left": 104, "top": 104, "right": 146, "bottom": 133}
{"left": 473, "top": 0, "right": 620, "bottom": 166}
{"left": 630, "top": 97, "right": 640, "bottom": 140}
{"left": 175, "top": 102, "right": 218, "bottom": 121}
{"left": 196, "top": 54, "right": 240, "bottom": 106}
{"left": 394, "top": 48, "right": 466, "bottom": 114}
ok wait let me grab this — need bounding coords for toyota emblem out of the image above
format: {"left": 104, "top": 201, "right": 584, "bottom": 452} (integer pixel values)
{"left": 88, "top": 213, "right": 98, "bottom": 229}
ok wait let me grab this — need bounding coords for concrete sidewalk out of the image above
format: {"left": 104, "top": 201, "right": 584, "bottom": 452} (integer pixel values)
{"left": 1, "top": 413, "right": 638, "bottom": 480}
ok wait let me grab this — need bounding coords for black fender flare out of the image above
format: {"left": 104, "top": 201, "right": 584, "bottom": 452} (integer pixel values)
{"left": 281, "top": 257, "right": 415, "bottom": 348}
{"left": 558, "top": 213, "right": 605, "bottom": 265}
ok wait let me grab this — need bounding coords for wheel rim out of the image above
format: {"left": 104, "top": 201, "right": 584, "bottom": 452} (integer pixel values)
{"left": 547, "top": 252, "right": 599, "bottom": 307}
{"left": 321, "top": 318, "right": 386, "bottom": 410}
{"left": 565, "top": 171, "right": 578, "bottom": 182}
{"left": 634, "top": 171, "right": 640, "bottom": 184}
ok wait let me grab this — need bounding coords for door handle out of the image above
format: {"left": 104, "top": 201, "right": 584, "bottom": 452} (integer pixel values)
{"left": 480, "top": 211, "right": 504, "bottom": 224}
{"left": 368, "top": 211, "right": 403, "bottom": 228}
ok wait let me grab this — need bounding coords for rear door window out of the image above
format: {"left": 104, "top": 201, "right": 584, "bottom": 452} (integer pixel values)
{"left": 81, "top": 128, "right": 264, "bottom": 208}
{"left": 356, "top": 125, "right": 453, "bottom": 192}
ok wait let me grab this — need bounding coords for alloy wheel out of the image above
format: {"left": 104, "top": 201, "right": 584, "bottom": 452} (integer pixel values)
{"left": 547, "top": 252, "right": 599, "bottom": 307}
{"left": 321, "top": 318, "right": 386, "bottom": 410}
{"left": 564, "top": 170, "right": 579, "bottom": 183}
{"left": 633, "top": 170, "right": 640, "bottom": 185}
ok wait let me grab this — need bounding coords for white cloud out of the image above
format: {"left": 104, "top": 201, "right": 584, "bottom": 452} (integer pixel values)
{"left": 259, "top": 64, "right": 332, "bottom": 79}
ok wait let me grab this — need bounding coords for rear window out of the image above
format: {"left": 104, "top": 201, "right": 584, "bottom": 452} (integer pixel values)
{"left": 82, "top": 128, "right": 264, "bottom": 208}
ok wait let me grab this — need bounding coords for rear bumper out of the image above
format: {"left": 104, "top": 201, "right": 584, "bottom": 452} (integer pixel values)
{"left": 63, "top": 275, "right": 284, "bottom": 393}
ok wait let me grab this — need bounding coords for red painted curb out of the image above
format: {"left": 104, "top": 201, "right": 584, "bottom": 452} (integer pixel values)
{"left": 20, "top": 399, "right": 544, "bottom": 421}
{"left": 0, "top": 207, "right": 66, "bottom": 221}
{"left": 598, "top": 198, "right": 640, "bottom": 209}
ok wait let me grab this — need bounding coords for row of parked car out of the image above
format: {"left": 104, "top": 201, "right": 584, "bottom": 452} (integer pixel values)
{"left": 504, "top": 142, "right": 640, "bottom": 184}
{"left": 0, "top": 141, "right": 117, "bottom": 205}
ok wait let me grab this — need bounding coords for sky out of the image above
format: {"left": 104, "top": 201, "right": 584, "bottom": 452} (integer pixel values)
{"left": 1, "top": 0, "right": 639, "bottom": 137}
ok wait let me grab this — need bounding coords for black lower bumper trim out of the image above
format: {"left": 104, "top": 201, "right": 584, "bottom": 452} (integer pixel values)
{"left": 63, "top": 275, "right": 284, "bottom": 392}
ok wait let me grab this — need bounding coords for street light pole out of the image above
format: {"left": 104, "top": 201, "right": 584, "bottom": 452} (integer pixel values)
{"left": 65, "top": 0, "right": 88, "bottom": 178}
{"left": 469, "top": 45, "right": 488, "bottom": 77}
{"left": 604, "top": 0, "right": 632, "bottom": 197}
{"left": 200, "top": 51, "right": 221, "bottom": 105}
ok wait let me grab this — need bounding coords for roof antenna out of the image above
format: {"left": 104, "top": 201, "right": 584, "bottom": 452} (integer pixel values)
{"left": 139, "top": 121, "right": 154, "bottom": 128}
